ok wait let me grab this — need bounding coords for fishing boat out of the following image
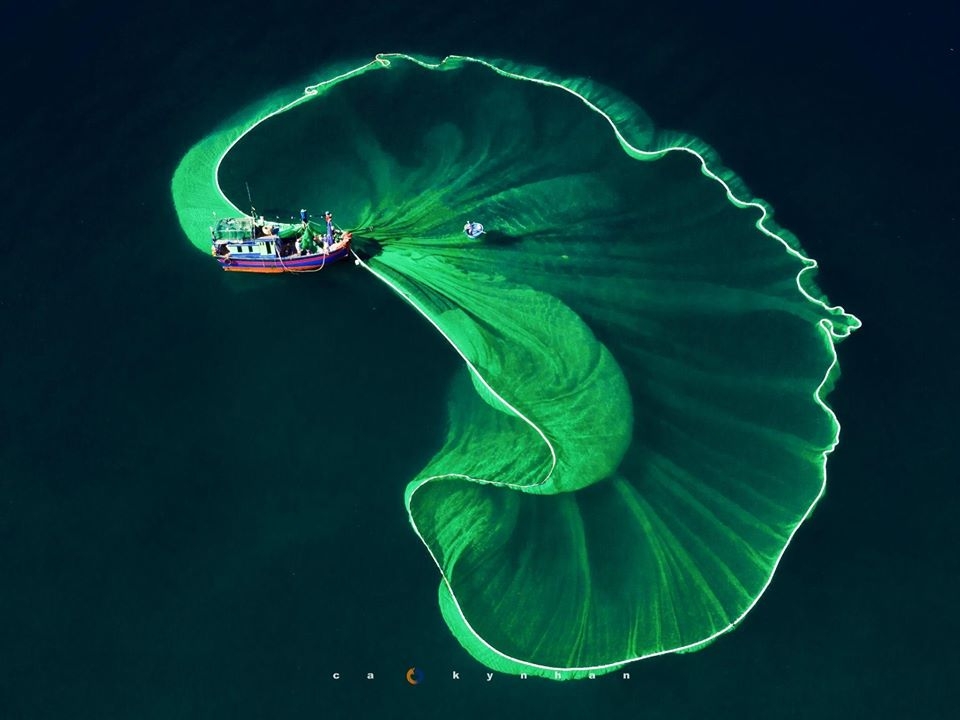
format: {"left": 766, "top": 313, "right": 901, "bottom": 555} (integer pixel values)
{"left": 210, "top": 210, "right": 352, "bottom": 273}
{"left": 463, "top": 220, "right": 485, "bottom": 238}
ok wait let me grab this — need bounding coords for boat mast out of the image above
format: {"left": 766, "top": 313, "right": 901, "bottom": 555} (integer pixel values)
{"left": 245, "top": 181, "right": 256, "bottom": 238}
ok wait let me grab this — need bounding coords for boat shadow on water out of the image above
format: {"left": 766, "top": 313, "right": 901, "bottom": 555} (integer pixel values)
{"left": 477, "top": 231, "right": 521, "bottom": 247}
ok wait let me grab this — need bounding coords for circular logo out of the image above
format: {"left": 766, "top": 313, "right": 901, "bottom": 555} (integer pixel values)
{"left": 405, "top": 667, "right": 424, "bottom": 685}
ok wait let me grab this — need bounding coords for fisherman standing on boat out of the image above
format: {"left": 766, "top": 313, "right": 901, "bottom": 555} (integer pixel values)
{"left": 295, "top": 209, "right": 315, "bottom": 255}
{"left": 323, "top": 211, "right": 335, "bottom": 251}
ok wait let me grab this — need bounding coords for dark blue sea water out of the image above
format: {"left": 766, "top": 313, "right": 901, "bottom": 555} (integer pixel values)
{"left": 2, "top": 1, "right": 957, "bottom": 717}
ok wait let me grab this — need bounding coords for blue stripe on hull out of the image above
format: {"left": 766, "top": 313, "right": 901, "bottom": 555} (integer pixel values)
{"left": 218, "top": 247, "right": 350, "bottom": 272}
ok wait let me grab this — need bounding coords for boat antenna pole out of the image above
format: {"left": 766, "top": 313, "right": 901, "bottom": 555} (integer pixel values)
{"left": 245, "top": 181, "right": 256, "bottom": 219}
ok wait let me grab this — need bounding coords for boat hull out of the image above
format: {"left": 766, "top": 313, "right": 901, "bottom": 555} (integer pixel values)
{"left": 217, "top": 243, "right": 351, "bottom": 273}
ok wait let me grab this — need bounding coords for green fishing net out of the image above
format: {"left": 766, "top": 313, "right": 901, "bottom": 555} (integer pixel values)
{"left": 172, "top": 54, "right": 859, "bottom": 679}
